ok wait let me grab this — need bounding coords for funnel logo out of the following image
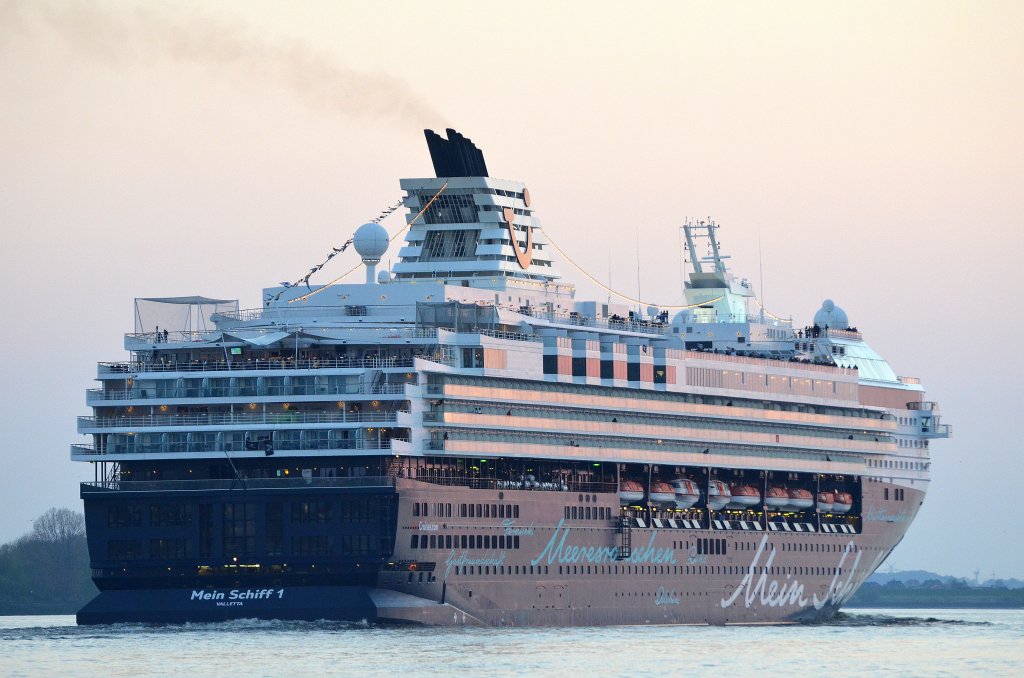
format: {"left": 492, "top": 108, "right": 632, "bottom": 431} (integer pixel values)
{"left": 503, "top": 206, "right": 533, "bottom": 269}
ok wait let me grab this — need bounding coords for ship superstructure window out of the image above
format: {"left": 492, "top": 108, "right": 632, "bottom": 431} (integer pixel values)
{"left": 292, "top": 536, "right": 331, "bottom": 556}
{"left": 107, "top": 504, "right": 142, "bottom": 528}
{"left": 150, "top": 504, "right": 193, "bottom": 527}
{"left": 420, "top": 229, "right": 479, "bottom": 261}
{"left": 341, "top": 534, "right": 375, "bottom": 556}
{"left": 419, "top": 192, "right": 478, "bottom": 224}
{"left": 150, "top": 538, "right": 192, "bottom": 559}
{"left": 107, "top": 539, "right": 141, "bottom": 560}
{"left": 292, "top": 500, "right": 331, "bottom": 524}
{"left": 341, "top": 499, "right": 375, "bottom": 523}
{"left": 223, "top": 502, "right": 257, "bottom": 556}
{"left": 266, "top": 503, "right": 284, "bottom": 556}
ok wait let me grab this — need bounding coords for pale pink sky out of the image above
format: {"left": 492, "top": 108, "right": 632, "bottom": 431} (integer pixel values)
{"left": 1, "top": 0, "right": 1021, "bottom": 578}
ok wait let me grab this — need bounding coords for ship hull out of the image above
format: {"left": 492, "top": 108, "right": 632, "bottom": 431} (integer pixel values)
{"left": 77, "top": 477, "right": 919, "bottom": 626}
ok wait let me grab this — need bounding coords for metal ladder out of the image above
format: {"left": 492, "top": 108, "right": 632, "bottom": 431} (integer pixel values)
{"left": 616, "top": 516, "right": 632, "bottom": 560}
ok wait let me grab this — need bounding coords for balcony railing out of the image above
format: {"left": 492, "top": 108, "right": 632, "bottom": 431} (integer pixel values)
{"left": 71, "top": 438, "right": 407, "bottom": 457}
{"left": 98, "top": 356, "right": 420, "bottom": 375}
{"left": 406, "top": 474, "right": 617, "bottom": 494}
{"left": 522, "top": 309, "right": 671, "bottom": 336}
{"left": 125, "top": 326, "right": 438, "bottom": 345}
{"left": 78, "top": 411, "right": 400, "bottom": 430}
{"left": 86, "top": 382, "right": 408, "bottom": 402}
{"left": 81, "top": 476, "right": 396, "bottom": 493}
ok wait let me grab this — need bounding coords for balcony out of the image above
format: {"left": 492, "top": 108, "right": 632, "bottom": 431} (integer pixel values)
{"left": 86, "top": 382, "right": 407, "bottom": 403}
{"left": 98, "top": 356, "right": 418, "bottom": 376}
{"left": 81, "top": 476, "right": 396, "bottom": 493}
{"left": 920, "top": 423, "right": 952, "bottom": 438}
{"left": 77, "top": 410, "right": 400, "bottom": 432}
{"left": 71, "top": 437, "right": 406, "bottom": 458}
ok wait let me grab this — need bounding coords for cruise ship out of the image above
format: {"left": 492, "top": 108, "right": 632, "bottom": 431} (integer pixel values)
{"left": 74, "top": 129, "right": 949, "bottom": 625}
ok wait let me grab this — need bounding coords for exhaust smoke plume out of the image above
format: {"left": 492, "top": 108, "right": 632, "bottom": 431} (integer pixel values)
{"left": 0, "top": 0, "right": 444, "bottom": 125}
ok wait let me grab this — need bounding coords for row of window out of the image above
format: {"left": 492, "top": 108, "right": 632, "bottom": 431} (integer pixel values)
{"left": 411, "top": 502, "right": 522, "bottom": 519}
{"left": 410, "top": 533, "right": 521, "bottom": 550}
{"left": 446, "top": 563, "right": 851, "bottom": 578}
{"left": 107, "top": 535, "right": 381, "bottom": 560}
{"left": 564, "top": 505, "right": 613, "bottom": 521}
{"left": 668, "top": 539, "right": 853, "bottom": 554}
{"left": 884, "top": 488, "right": 906, "bottom": 501}
{"left": 108, "top": 499, "right": 380, "bottom": 529}
{"left": 868, "top": 458, "right": 926, "bottom": 470}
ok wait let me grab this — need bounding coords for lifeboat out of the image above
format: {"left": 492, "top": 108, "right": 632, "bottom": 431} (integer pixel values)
{"left": 787, "top": 488, "right": 814, "bottom": 512}
{"left": 707, "top": 480, "right": 732, "bottom": 511}
{"left": 764, "top": 486, "right": 790, "bottom": 510}
{"left": 671, "top": 478, "right": 701, "bottom": 509}
{"left": 832, "top": 491, "right": 853, "bottom": 514}
{"left": 817, "top": 491, "right": 835, "bottom": 513}
{"left": 650, "top": 481, "right": 676, "bottom": 505}
{"left": 727, "top": 484, "right": 761, "bottom": 509}
{"left": 619, "top": 480, "right": 644, "bottom": 505}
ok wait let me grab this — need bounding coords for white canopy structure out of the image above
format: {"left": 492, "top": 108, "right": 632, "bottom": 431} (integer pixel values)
{"left": 134, "top": 296, "right": 238, "bottom": 334}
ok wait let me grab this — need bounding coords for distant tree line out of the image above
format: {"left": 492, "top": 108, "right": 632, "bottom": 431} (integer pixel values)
{"left": 847, "top": 579, "right": 1024, "bottom": 608}
{"left": 0, "top": 508, "right": 97, "bottom": 615}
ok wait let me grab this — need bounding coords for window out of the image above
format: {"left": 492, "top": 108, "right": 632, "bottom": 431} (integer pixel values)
{"left": 108, "top": 504, "right": 141, "bottom": 528}
{"left": 340, "top": 534, "right": 374, "bottom": 556}
{"left": 223, "top": 502, "right": 258, "bottom": 556}
{"left": 150, "top": 504, "right": 192, "bottom": 527}
{"left": 266, "top": 502, "right": 284, "bottom": 556}
{"left": 340, "top": 499, "right": 374, "bottom": 523}
{"left": 293, "top": 535, "right": 332, "bottom": 556}
{"left": 107, "top": 539, "right": 141, "bottom": 560}
{"left": 292, "top": 500, "right": 331, "bottom": 524}
{"left": 150, "top": 538, "right": 191, "bottom": 559}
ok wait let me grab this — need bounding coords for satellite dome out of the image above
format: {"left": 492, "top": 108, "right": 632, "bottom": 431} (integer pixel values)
{"left": 353, "top": 222, "right": 389, "bottom": 260}
{"left": 813, "top": 299, "right": 849, "bottom": 329}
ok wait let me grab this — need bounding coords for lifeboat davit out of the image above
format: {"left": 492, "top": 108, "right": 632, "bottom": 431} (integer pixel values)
{"left": 787, "top": 488, "right": 814, "bottom": 512}
{"left": 707, "top": 480, "right": 732, "bottom": 511}
{"left": 650, "top": 481, "right": 676, "bottom": 505}
{"left": 727, "top": 484, "right": 761, "bottom": 509}
{"left": 817, "top": 491, "right": 835, "bottom": 513}
{"left": 671, "top": 478, "right": 701, "bottom": 509}
{"left": 619, "top": 480, "right": 644, "bottom": 505}
{"left": 832, "top": 491, "right": 853, "bottom": 514}
{"left": 764, "top": 486, "right": 790, "bottom": 510}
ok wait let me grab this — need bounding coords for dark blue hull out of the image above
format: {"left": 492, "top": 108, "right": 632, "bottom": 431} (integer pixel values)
{"left": 77, "top": 585, "right": 378, "bottom": 624}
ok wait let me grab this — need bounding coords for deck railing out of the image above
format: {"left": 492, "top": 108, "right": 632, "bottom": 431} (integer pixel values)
{"left": 86, "top": 382, "right": 408, "bottom": 402}
{"left": 71, "top": 438, "right": 407, "bottom": 457}
{"left": 99, "top": 356, "right": 420, "bottom": 375}
{"left": 78, "top": 411, "right": 400, "bottom": 430}
{"left": 81, "top": 476, "right": 396, "bottom": 493}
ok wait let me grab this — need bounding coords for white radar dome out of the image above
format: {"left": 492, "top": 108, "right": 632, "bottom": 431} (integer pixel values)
{"left": 813, "top": 299, "right": 850, "bottom": 329}
{"left": 353, "top": 222, "right": 389, "bottom": 260}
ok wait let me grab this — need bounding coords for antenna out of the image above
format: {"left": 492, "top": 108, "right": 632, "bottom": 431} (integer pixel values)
{"left": 635, "top": 229, "right": 642, "bottom": 313}
{"left": 678, "top": 226, "right": 686, "bottom": 304}
{"left": 758, "top": 231, "right": 765, "bottom": 319}
{"left": 607, "top": 247, "right": 612, "bottom": 305}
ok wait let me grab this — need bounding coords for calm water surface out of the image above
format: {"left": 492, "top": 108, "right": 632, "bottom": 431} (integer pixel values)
{"left": 1, "top": 609, "right": 1021, "bottom": 677}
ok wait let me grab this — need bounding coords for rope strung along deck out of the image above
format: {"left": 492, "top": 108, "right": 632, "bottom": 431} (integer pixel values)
{"left": 539, "top": 227, "right": 723, "bottom": 311}
{"left": 287, "top": 180, "right": 449, "bottom": 303}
